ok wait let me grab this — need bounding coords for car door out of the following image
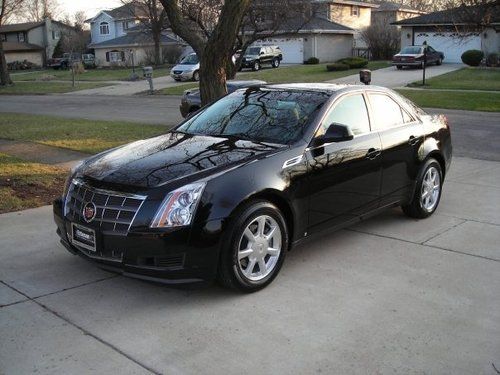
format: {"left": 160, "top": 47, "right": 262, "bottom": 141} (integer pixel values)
{"left": 426, "top": 45, "right": 438, "bottom": 63}
{"left": 366, "top": 92, "right": 424, "bottom": 207}
{"left": 306, "top": 92, "right": 383, "bottom": 234}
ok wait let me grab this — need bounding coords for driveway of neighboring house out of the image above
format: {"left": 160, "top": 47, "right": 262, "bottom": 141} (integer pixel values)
{"left": 326, "top": 63, "right": 463, "bottom": 88}
{"left": 64, "top": 74, "right": 189, "bottom": 96}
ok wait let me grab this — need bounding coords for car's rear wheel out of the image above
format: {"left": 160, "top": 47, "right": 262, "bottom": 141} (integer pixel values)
{"left": 436, "top": 58, "right": 443, "bottom": 66}
{"left": 272, "top": 58, "right": 280, "bottom": 68}
{"left": 402, "top": 158, "right": 443, "bottom": 219}
{"left": 218, "top": 200, "right": 288, "bottom": 292}
{"left": 252, "top": 61, "right": 260, "bottom": 71}
{"left": 192, "top": 70, "right": 200, "bottom": 81}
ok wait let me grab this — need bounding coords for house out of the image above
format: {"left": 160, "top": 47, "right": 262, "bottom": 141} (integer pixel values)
{"left": 0, "top": 19, "right": 76, "bottom": 66}
{"left": 251, "top": 0, "right": 379, "bottom": 63}
{"left": 85, "top": 2, "right": 147, "bottom": 46}
{"left": 86, "top": 2, "right": 186, "bottom": 66}
{"left": 89, "top": 26, "right": 183, "bottom": 67}
{"left": 392, "top": 4, "right": 499, "bottom": 63}
{"left": 371, "top": 1, "right": 426, "bottom": 24}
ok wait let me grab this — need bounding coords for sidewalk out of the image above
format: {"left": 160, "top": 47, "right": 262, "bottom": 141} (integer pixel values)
{"left": 326, "top": 63, "right": 463, "bottom": 88}
{"left": 65, "top": 74, "right": 187, "bottom": 96}
{"left": 0, "top": 139, "right": 89, "bottom": 169}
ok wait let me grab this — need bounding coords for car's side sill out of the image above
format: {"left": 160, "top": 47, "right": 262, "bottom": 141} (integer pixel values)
{"left": 291, "top": 201, "right": 401, "bottom": 250}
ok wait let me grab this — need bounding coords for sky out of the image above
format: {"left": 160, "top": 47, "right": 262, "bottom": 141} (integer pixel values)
{"left": 59, "top": 0, "right": 123, "bottom": 19}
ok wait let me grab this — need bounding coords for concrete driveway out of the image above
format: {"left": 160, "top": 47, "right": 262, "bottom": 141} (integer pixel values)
{"left": 327, "top": 63, "right": 463, "bottom": 88}
{"left": 1, "top": 156, "right": 499, "bottom": 374}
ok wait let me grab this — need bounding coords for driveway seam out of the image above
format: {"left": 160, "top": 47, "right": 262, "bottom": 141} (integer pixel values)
{"left": 420, "top": 218, "right": 467, "bottom": 244}
{"left": 344, "top": 228, "right": 500, "bottom": 263}
{"left": 31, "top": 274, "right": 120, "bottom": 300}
{"left": 0, "top": 280, "right": 160, "bottom": 375}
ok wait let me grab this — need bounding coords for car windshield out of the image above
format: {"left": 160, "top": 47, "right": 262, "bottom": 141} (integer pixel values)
{"left": 180, "top": 54, "right": 199, "bottom": 65}
{"left": 176, "top": 89, "right": 329, "bottom": 144}
{"left": 245, "top": 47, "right": 261, "bottom": 56}
{"left": 400, "top": 46, "right": 422, "bottom": 54}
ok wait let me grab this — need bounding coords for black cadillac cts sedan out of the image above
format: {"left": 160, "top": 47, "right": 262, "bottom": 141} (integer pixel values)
{"left": 53, "top": 83, "right": 452, "bottom": 292}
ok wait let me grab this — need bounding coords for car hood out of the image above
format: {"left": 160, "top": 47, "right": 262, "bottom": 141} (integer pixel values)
{"left": 243, "top": 55, "right": 258, "bottom": 59}
{"left": 172, "top": 64, "right": 199, "bottom": 71}
{"left": 78, "top": 132, "right": 283, "bottom": 189}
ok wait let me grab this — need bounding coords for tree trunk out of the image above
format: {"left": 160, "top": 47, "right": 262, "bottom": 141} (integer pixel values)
{"left": 0, "top": 39, "right": 12, "bottom": 86}
{"left": 153, "top": 32, "right": 161, "bottom": 66}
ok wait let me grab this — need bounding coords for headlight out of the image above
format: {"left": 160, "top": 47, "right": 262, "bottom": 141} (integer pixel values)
{"left": 150, "top": 182, "right": 206, "bottom": 228}
{"left": 62, "top": 161, "right": 83, "bottom": 197}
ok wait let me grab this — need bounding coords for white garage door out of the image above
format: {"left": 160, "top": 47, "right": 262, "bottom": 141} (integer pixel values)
{"left": 254, "top": 37, "right": 304, "bottom": 64}
{"left": 414, "top": 32, "right": 481, "bottom": 63}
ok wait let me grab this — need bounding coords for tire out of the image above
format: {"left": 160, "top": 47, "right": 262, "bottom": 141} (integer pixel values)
{"left": 402, "top": 158, "right": 443, "bottom": 219}
{"left": 217, "top": 200, "right": 288, "bottom": 292}
{"left": 192, "top": 70, "right": 200, "bottom": 81}
{"left": 436, "top": 58, "right": 443, "bottom": 66}
{"left": 396, "top": 65, "right": 402, "bottom": 70}
{"left": 272, "top": 58, "right": 280, "bottom": 68}
{"left": 252, "top": 60, "right": 260, "bottom": 71}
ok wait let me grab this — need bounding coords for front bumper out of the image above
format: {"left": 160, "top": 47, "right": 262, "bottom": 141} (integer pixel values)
{"left": 240, "top": 59, "right": 256, "bottom": 68}
{"left": 53, "top": 198, "right": 223, "bottom": 285}
{"left": 170, "top": 71, "right": 194, "bottom": 81}
{"left": 392, "top": 61, "right": 422, "bottom": 66}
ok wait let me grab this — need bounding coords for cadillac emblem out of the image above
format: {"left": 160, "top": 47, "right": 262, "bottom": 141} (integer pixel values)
{"left": 82, "top": 202, "right": 97, "bottom": 223}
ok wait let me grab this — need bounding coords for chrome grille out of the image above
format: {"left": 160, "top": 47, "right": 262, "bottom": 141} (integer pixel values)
{"left": 64, "top": 179, "right": 146, "bottom": 234}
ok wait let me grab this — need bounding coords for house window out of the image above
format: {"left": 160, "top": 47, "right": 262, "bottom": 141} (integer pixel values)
{"left": 351, "top": 5, "right": 360, "bottom": 16}
{"left": 1, "top": 34, "right": 6, "bottom": 42}
{"left": 106, "top": 50, "right": 125, "bottom": 62}
{"left": 122, "top": 21, "right": 129, "bottom": 30}
{"left": 52, "top": 30, "right": 61, "bottom": 39}
{"left": 99, "top": 22, "right": 110, "bottom": 35}
{"left": 18, "top": 32, "right": 25, "bottom": 42}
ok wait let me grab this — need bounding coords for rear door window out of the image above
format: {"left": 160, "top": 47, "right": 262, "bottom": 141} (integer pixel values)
{"left": 368, "top": 93, "right": 406, "bottom": 131}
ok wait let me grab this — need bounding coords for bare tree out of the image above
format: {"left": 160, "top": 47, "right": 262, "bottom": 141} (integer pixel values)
{"left": 121, "top": 0, "right": 166, "bottom": 66}
{"left": 0, "top": 0, "right": 27, "bottom": 85}
{"left": 21, "top": 0, "right": 60, "bottom": 22}
{"left": 73, "top": 10, "right": 86, "bottom": 31}
{"left": 159, "top": 0, "right": 251, "bottom": 105}
{"left": 362, "top": 13, "right": 400, "bottom": 59}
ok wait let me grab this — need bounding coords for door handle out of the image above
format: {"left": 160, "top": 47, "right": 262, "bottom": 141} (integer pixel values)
{"left": 408, "top": 135, "right": 419, "bottom": 146}
{"left": 365, "top": 148, "right": 381, "bottom": 160}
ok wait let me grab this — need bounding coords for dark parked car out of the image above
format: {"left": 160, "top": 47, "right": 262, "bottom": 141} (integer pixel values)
{"left": 240, "top": 46, "right": 283, "bottom": 71}
{"left": 180, "top": 80, "right": 267, "bottom": 117}
{"left": 53, "top": 83, "right": 452, "bottom": 292}
{"left": 48, "top": 53, "right": 82, "bottom": 70}
{"left": 392, "top": 45, "right": 444, "bottom": 69}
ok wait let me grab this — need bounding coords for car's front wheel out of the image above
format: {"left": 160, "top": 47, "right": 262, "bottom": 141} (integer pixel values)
{"left": 252, "top": 61, "right": 260, "bottom": 71}
{"left": 396, "top": 65, "right": 402, "bottom": 70}
{"left": 402, "top": 158, "right": 443, "bottom": 219}
{"left": 218, "top": 200, "right": 288, "bottom": 292}
{"left": 436, "top": 58, "right": 443, "bottom": 65}
{"left": 192, "top": 70, "right": 200, "bottom": 81}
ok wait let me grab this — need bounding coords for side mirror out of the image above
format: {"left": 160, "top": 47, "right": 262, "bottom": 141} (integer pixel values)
{"left": 314, "top": 123, "right": 354, "bottom": 146}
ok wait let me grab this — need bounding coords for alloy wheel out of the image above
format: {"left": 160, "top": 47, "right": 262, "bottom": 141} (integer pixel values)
{"left": 420, "top": 166, "right": 441, "bottom": 212}
{"left": 237, "top": 215, "right": 282, "bottom": 281}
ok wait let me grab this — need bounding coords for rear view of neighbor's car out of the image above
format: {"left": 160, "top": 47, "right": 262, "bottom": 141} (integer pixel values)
{"left": 54, "top": 84, "right": 451, "bottom": 292}
{"left": 392, "top": 45, "right": 444, "bottom": 69}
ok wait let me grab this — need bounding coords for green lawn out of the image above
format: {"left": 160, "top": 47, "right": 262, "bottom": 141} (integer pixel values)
{"left": 0, "top": 152, "right": 67, "bottom": 213}
{"left": 397, "top": 89, "right": 500, "bottom": 112}
{"left": 11, "top": 66, "right": 172, "bottom": 82}
{"left": 0, "top": 81, "right": 109, "bottom": 95}
{"left": 0, "top": 113, "right": 169, "bottom": 154}
{"left": 408, "top": 67, "right": 500, "bottom": 91}
{"left": 159, "top": 61, "right": 391, "bottom": 95}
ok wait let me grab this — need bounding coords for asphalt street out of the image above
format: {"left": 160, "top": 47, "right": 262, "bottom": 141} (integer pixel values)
{"left": 1, "top": 156, "right": 499, "bottom": 374}
{"left": 0, "top": 95, "right": 499, "bottom": 161}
